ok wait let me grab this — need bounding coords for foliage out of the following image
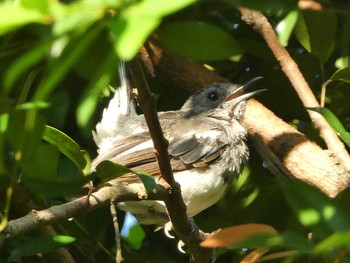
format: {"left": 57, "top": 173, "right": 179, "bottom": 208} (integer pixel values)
{"left": 1, "top": 0, "right": 350, "bottom": 262}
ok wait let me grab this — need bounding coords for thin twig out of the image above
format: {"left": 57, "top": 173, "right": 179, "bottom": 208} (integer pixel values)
{"left": 239, "top": 8, "right": 350, "bottom": 172}
{"left": 110, "top": 199, "right": 122, "bottom": 263}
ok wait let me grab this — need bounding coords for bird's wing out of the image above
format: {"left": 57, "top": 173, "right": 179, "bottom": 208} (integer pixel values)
{"left": 92, "top": 118, "right": 228, "bottom": 181}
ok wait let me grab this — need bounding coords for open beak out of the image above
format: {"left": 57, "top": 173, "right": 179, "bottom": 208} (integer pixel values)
{"left": 225, "top": 76, "right": 266, "bottom": 103}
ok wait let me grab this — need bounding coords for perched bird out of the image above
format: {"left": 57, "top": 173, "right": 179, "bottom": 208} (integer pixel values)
{"left": 92, "top": 69, "right": 263, "bottom": 226}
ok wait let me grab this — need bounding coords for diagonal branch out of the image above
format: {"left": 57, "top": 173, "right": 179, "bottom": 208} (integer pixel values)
{"left": 128, "top": 57, "right": 212, "bottom": 263}
{"left": 239, "top": 8, "right": 350, "bottom": 172}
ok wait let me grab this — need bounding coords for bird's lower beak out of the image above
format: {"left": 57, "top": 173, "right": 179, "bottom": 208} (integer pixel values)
{"left": 225, "top": 76, "right": 266, "bottom": 103}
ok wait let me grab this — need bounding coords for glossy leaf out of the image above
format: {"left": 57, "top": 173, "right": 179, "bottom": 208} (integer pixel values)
{"left": 158, "top": 21, "right": 242, "bottom": 61}
{"left": 308, "top": 107, "right": 350, "bottom": 147}
{"left": 43, "top": 125, "right": 91, "bottom": 175}
{"left": 294, "top": 9, "right": 336, "bottom": 62}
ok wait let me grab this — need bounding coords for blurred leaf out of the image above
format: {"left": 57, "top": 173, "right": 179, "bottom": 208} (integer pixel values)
{"left": 241, "top": 247, "right": 269, "bottom": 263}
{"left": 158, "top": 21, "right": 242, "bottom": 61}
{"left": 109, "top": 0, "right": 195, "bottom": 60}
{"left": 308, "top": 107, "right": 350, "bottom": 147}
{"left": 0, "top": 3, "right": 47, "bottom": 37}
{"left": 200, "top": 224, "right": 277, "bottom": 248}
{"left": 122, "top": 223, "right": 146, "bottom": 249}
{"left": 16, "top": 101, "right": 49, "bottom": 110}
{"left": 8, "top": 235, "right": 75, "bottom": 262}
{"left": 280, "top": 180, "right": 350, "bottom": 238}
{"left": 330, "top": 67, "right": 350, "bottom": 83}
{"left": 33, "top": 24, "right": 102, "bottom": 101}
{"left": 276, "top": 10, "right": 298, "bottom": 47}
{"left": 22, "top": 172, "right": 92, "bottom": 196}
{"left": 4, "top": 40, "right": 51, "bottom": 94}
{"left": 259, "top": 250, "right": 298, "bottom": 261}
{"left": 313, "top": 230, "right": 350, "bottom": 254}
{"left": 43, "top": 125, "right": 91, "bottom": 175}
{"left": 294, "top": 9, "right": 336, "bottom": 62}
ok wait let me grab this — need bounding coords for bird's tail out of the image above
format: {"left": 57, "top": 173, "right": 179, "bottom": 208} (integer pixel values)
{"left": 93, "top": 61, "right": 136, "bottom": 153}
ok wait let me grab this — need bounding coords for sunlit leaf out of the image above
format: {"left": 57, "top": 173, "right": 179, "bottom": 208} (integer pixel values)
{"left": 313, "top": 230, "right": 350, "bottom": 254}
{"left": 276, "top": 10, "right": 298, "bottom": 47}
{"left": 109, "top": 0, "right": 195, "bottom": 60}
{"left": 241, "top": 247, "right": 269, "bottom": 263}
{"left": 308, "top": 107, "right": 350, "bottom": 147}
{"left": 200, "top": 224, "right": 278, "bottom": 248}
{"left": 135, "top": 170, "right": 156, "bottom": 192}
{"left": 95, "top": 160, "right": 131, "bottom": 183}
{"left": 0, "top": 3, "right": 47, "bottom": 37}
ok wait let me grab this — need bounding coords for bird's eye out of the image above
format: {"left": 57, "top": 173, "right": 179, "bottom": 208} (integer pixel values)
{"left": 207, "top": 91, "right": 219, "bottom": 101}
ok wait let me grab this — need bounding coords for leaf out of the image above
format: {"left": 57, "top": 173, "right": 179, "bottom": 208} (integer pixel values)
{"left": 313, "top": 230, "right": 350, "bottom": 254}
{"left": 307, "top": 107, "right": 350, "bottom": 147}
{"left": 109, "top": 0, "right": 195, "bottom": 60}
{"left": 9, "top": 235, "right": 75, "bottom": 261}
{"left": 200, "top": 224, "right": 278, "bottom": 248}
{"left": 241, "top": 247, "right": 270, "bottom": 263}
{"left": 135, "top": 170, "right": 157, "bottom": 192}
{"left": 259, "top": 250, "right": 298, "bottom": 261}
{"left": 95, "top": 160, "right": 132, "bottom": 183}
{"left": 0, "top": 3, "right": 47, "bottom": 37}
{"left": 43, "top": 125, "right": 91, "bottom": 175}
{"left": 33, "top": 24, "right": 102, "bottom": 101}
{"left": 276, "top": 10, "right": 299, "bottom": 47}
{"left": 330, "top": 67, "right": 350, "bottom": 83}
{"left": 280, "top": 180, "right": 350, "bottom": 238}
{"left": 294, "top": 8, "right": 336, "bottom": 62}
{"left": 158, "top": 21, "right": 242, "bottom": 61}
{"left": 95, "top": 161, "right": 156, "bottom": 191}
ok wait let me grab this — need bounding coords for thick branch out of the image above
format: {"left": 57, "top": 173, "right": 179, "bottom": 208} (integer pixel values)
{"left": 239, "top": 8, "right": 350, "bottom": 172}
{"left": 139, "top": 35, "right": 350, "bottom": 197}
{"left": 128, "top": 58, "right": 212, "bottom": 262}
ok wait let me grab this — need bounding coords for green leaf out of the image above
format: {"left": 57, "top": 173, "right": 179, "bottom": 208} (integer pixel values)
{"left": 43, "top": 125, "right": 91, "bottom": 175}
{"left": 22, "top": 172, "right": 93, "bottom": 196}
{"left": 95, "top": 160, "right": 132, "bottom": 183}
{"left": 276, "top": 10, "right": 298, "bottom": 47}
{"left": 33, "top": 24, "right": 102, "bottom": 101}
{"left": 9, "top": 235, "right": 75, "bottom": 262}
{"left": 95, "top": 161, "right": 156, "bottom": 191}
{"left": 4, "top": 40, "right": 51, "bottom": 93}
{"left": 313, "top": 230, "right": 350, "bottom": 254}
{"left": 280, "top": 180, "right": 350, "bottom": 238}
{"left": 0, "top": 3, "right": 47, "bottom": 37}
{"left": 122, "top": 223, "right": 146, "bottom": 249}
{"left": 294, "top": 9, "right": 336, "bottom": 62}
{"left": 109, "top": 0, "right": 195, "bottom": 60}
{"left": 135, "top": 170, "right": 157, "bottom": 192}
{"left": 158, "top": 21, "right": 242, "bottom": 61}
{"left": 330, "top": 67, "right": 350, "bottom": 83}
{"left": 308, "top": 107, "right": 350, "bottom": 148}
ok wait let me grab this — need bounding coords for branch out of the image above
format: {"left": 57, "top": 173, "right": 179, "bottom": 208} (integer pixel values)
{"left": 139, "top": 36, "right": 350, "bottom": 197}
{"left": 128, "top": 58, "right": 212, "bottom": 262}
{"left": 239, "top": 8, "right": 350, "bottom": 172}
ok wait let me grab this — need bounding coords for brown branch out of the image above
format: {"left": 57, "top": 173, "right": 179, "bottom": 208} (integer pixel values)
{"left": 128, "top": 57, "right": 212, "bottom": 263}
{"left": 239, "top": 8, "right": 350, "bottom": 172}
{"left": 0, "top": 182, "right": 166, "bottom": 245}
{"left": 139, "top": 36, "right": 350, "bottom": 197}
{"left": 110, "top": 199, "right": 122, "bottom": 263}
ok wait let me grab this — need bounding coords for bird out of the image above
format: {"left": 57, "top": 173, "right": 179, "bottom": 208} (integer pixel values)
{"left": 92, "top": 68, "right": 263, "bottom": 226}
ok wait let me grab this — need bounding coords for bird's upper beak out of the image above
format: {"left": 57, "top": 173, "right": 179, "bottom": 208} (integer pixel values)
{"left": 225, "top": 76, "right": 266, "bottom": 103}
